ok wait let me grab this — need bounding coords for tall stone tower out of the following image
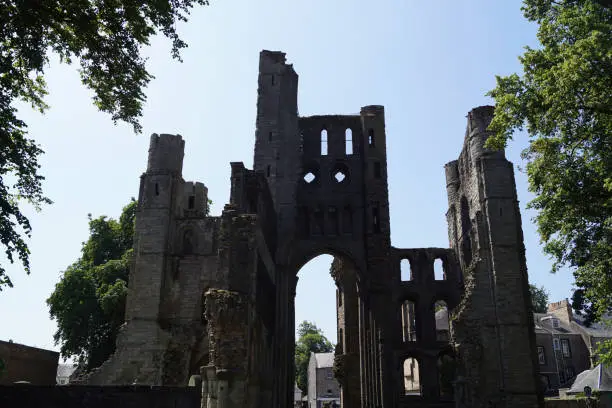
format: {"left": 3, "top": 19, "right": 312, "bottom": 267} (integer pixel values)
{"left": 445, "top": 106, "right": 542, "bottom": 408}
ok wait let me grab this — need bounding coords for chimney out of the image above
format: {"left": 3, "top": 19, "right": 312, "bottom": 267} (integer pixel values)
{"left": 547, "top": 299, "right": 573, "bottom": 324}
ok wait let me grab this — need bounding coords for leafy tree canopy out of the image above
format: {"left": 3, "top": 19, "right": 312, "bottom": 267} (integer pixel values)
{"left": 487, "top": 0, "right": 611, "bottom": 360}
{"left": 0, "top": 0, "right": 209, "bottom": 291}
{"left": 295, "top": 321, "right": 334, "bottom": 394}
{"left": 530, "top": 284, "right": 550, "bottom": 313}
{"left": 47, "top": 199, "right": 136, "bottom": 369}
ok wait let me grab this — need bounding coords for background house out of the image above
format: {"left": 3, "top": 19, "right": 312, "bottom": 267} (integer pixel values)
{"left": 534, "top": 299, "right": 612, "bottom": 396}
{"left": 56, "top": 363, "right": 76, "bottom": 385}
{"left": 307, "top": 352, "right": 340, "bottom": 408}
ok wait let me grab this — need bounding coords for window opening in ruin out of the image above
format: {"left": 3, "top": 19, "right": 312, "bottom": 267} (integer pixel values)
{"left": 438, "top": 354, "right": 456, "bottom": 399}
{"left": 304, "top": 172, "right": 316, "bottom": 183}
{"left": 321, "top": 129, "right": 328, "bottom": 156}
{"left": 434, "top": 258, "right": 445, "bottom": 280}
{"left": 435, "top": 301, "right": 450, "bottom": 342}
{"left": 368, "top": 129, "right": 375, "bottom": 147}
{"left": 334, "top": 170, "right": 346, "bottom": 183}
{"left": 155, "top": 183, "right": 159, "bottom": 196}
{"left": 267, "top": 165, "right": 271, "bottom": 177}
{"left": 373, "top": 205, "right": 381, "bottom": 233}
{"left": 183, "top": 230, "right": 194, "bottom": 255}
{"left": 188, "top": 195, "right": 195, "bottom": 209}
{"left": 401, "top": 300, "right": 417, "bottom": 342}
{"left": 345, "top": 128, "right": 353, "bottom": 155}
{"left": 374, "top": 161, "right": 381, "bottom": 178}
{"left": 400, "top": 259, "right": 412, "bottom": 281}
{"left": 402, "top": 357, "right": 421, "bottom": 395}
{"left": 268, "top": 131, "right": 273, "bottom": 142}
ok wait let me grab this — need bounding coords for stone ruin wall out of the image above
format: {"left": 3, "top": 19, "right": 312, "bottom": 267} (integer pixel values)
{"left": 79, "top": 51, "right": 544, "bottom": 408}
{"left": 445, "top": 106, "right": 543, "bottom": 408}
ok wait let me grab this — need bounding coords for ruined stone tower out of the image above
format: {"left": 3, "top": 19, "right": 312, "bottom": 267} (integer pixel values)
{"left": 86, "top": 51, "right": 542, "bottom": 408}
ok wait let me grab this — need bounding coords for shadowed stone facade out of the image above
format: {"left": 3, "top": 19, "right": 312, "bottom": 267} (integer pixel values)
{"left": 86, "top": 51, "right": 543, "bottom": 408}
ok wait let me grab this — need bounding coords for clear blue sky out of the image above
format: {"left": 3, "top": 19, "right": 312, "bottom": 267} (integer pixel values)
{"left": 0, "top": 0, "right": 575, "bottom": 353}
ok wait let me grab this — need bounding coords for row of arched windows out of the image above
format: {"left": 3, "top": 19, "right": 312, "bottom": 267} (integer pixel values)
{"left": 319, "top": 128, "right": 376, "bottom": 156}
{"left": 400, "top": 258, "right": 446, "bottom": 281}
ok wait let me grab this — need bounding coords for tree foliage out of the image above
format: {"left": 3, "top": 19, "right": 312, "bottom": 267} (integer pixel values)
{"left": 487, "top": 0, "right": 611, "bottom": 358}
{"left": 47, "top": 199, "right": 136, "bottom": 369}
{"left": 0, "top": 0, "right": 209, "bottom": 291}
{"left": 295, "top": 321, "right": 334, "bottom": 394}
{"left": 529, "top": 284, "right": 550, "bottom": 313}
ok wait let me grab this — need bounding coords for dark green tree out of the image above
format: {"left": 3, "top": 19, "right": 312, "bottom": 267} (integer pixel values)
{"left": 487, "top": 0, "right": 611, "bottom": 362}
{"left": 295, "top": 321, "right": 334, "bottom": 394}
{"left": 529, "top": 284, "right": 550, "bottom": 313}
{"left": 0, "top": 0, "right": 210, "bottom": 291}
{"left": 47, "top": 199, "right": 136, "bottom": 369}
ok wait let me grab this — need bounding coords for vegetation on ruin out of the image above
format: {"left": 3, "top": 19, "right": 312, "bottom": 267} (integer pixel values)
{"left": 295, "top": 321, "right": 334, "bottom": 394}
{"left": 530, "top": 284, "right": 550, "bottom": 313}
{"left": 47, "top": 199, "right": 136, "bottom": 369}
{"left": 487, "top": 0, "right": 612, "bottom": 362}
{"left": 0, "top": 0, "right": 210, "bottom": 291}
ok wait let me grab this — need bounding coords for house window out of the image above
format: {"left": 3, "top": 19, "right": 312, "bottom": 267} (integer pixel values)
{"left": 552, "top": 318, "right": 560, "bottom": 329}
{"left": 537, "top": 346, "right": 546, "bottom": 365}
{"left": 326, "top": 370, "right": 333, "bottom": 380}
{"left": 553, "top": 338, "right": 560, "bottom": 351}
{"left": 561, "top": 339, "right": 571, "bottom": 358}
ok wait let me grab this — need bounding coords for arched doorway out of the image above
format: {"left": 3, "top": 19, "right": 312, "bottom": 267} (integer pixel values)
{"left": 294, "top": 254, "right": 338, "bottom": 408}
{"left": 290, "top": 252, "right": 362, "bottom": 408}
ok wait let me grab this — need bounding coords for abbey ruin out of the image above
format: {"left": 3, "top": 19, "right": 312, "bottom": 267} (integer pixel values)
{"left": 81, "top": 50, "right": 543, "bottom": 408}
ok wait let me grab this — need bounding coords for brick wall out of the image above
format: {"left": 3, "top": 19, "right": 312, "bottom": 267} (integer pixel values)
{"left": 0, "top": 340, "right": 59, "bottom": 385}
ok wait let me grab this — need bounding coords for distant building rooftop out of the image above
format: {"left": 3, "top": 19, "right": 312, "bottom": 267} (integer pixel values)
{"left": 313, "top": 352, "right": 334, "bottom": 369}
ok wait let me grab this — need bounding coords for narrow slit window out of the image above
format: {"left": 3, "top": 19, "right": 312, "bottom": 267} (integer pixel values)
{"left": 271, "top": 75, "right": 275, "bottom": 86}
{"left": 435, "top": 301, "right": 450, "bottom": 341}
{"left": 434, "top": 259, "right": 445, "bottom": 280}
{"left": 373, "top": 205, "right": 381, "bottom": 233}
{"left": 401, "top": 259, "right": 412, "bottom": 281}
{"left": 401, "top": 300, "right": 417, "bottom": 342}
{"left": 155, "top": 183, "right": 159, "bottom": 196}
{"left": 345, "top": 128, "right": 353, "bottom": 155}
{"left": 188, "top": 195, "right": 195, "bottom": 209}
{"left": 268, "top": 131, "right": 273, "bottom": 142}
{"left": 266, "top": 165, "right": 271, "bottom": 177}
{"left": 321, "top": 129, "right": 328, "bottom": 156}
{"left": 368, "top": 129, "right": 375, "bottom": 147}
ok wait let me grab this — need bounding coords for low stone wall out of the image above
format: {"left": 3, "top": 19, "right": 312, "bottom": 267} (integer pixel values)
{"left": 544, "top": 396, "right": 607, "bottom": 408}
{"left": 0, "top": 385, "right": 200, "bottom": 408}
